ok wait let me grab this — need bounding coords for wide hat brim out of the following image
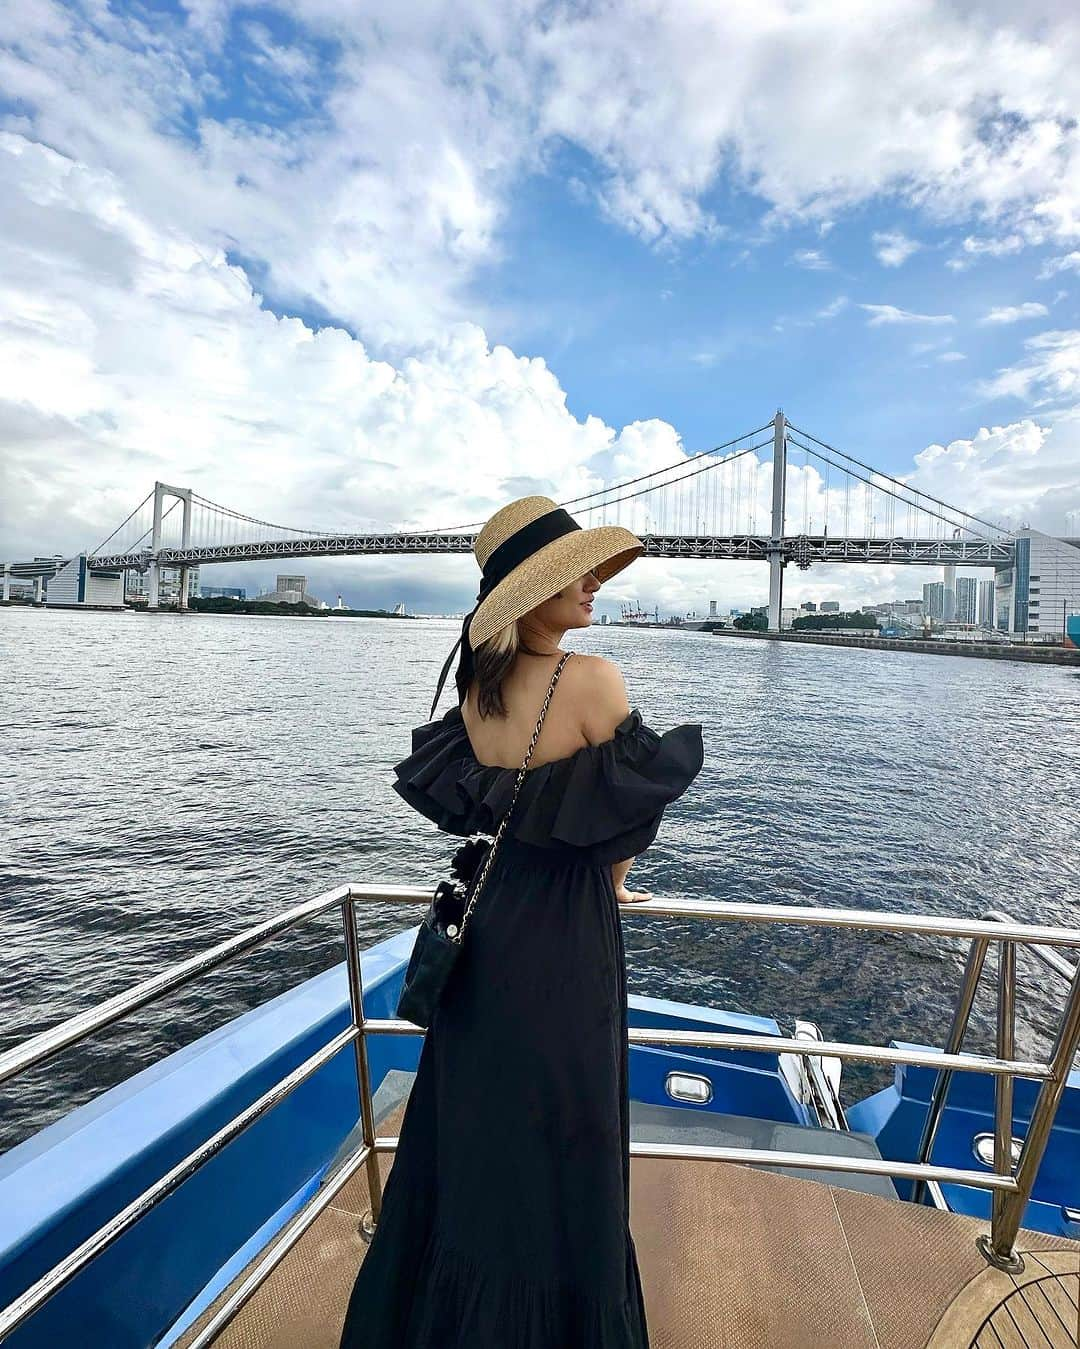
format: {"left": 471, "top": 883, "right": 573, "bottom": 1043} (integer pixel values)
{"left": 468, "top": 524, "right": 644, "bottom": 650}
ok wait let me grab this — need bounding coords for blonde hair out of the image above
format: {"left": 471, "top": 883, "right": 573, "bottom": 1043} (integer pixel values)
{"left": 472, "top": 621, "right": 521, "bottom": 719}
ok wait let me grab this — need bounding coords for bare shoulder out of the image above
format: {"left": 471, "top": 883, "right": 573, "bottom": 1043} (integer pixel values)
{"left": 562, "top": 653, "right": 631, "bottom": 744}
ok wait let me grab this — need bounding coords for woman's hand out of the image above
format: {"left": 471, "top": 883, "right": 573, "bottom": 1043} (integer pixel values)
{"left": 615, "top": 884, "right": 652, "bottom": 904}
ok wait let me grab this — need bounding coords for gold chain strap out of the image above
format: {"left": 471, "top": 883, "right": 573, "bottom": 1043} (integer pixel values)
{"left": 449, "top": 651, "right": 572, "bottom": 945}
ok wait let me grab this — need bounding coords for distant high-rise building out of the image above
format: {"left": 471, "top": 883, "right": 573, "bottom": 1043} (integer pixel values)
{"left": 800, "top": 601, "right": 817, "bottom": 612}
{"left": 942, "top": 564, "right": 957, "bottom": 623}
{"left": 923, "top": 581, "right": 945, "bottom": 622}
{"left": 955, "top": 576, "right": 977, "bottom": 624}
{"left": 276, "top": 575, "right": 306, "bottom": 596}
{"left": 978, "top": 578, "right": 996, "bottom": 626}
{"left": 819, "top": 600, "right": 840, "bottom": 613}
{"left": 709, "top": 599, "right": 717, "bottom": 616}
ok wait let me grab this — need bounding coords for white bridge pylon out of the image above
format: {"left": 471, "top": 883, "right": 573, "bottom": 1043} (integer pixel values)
{"left": 148, "top": 483, "right": 193, "bottom": 611}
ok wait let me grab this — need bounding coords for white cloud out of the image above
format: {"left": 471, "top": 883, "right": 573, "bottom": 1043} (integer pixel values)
{"left": 980, "top": 302, "right": 1050, "bottom": 324}
{"left": 1039, "top": 251, "right": 1080, "bottom": 279}
{"left": 873, "top": 231, "right": 921, "bottom": 267}
{"left": 7, "top": 0, "right": 1079, "bottom": 295}
{"left": 0, "top": 3, "right": 513, "bottom": 345}
{"left": 532, "top": 4, "right": 1080, "bottom": 246}
{"left": 790, "top": 248, "right": 831, "bottom": 270}
{"left": 859, "top": 304, "right": 956, "bottom": 326}
{"left": 816, "top": 296, "right": 849, "bottom": 319}
{"left": 0, "top": 134, "right": 655, "bottom": 567}
{"left": 945, "top": 234, "right": 1029, "bottom": 271}
{"left": 909, "top": 418, "right": 1080, "bottom": 533}
{"left": 978, "top": 330, "right": 1080, "bottom": 404}
{"left": 939, "top": 350, "right": 967, "bottom": 361}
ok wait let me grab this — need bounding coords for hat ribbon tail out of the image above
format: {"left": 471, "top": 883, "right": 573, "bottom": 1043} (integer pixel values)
{"left": 429, "top": 607, "right": 474, "bottom": 721}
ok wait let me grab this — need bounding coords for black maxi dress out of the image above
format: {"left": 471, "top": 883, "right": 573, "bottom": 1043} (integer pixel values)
{"left": 339, "top": 701, "right": 704, "bottom": 1348}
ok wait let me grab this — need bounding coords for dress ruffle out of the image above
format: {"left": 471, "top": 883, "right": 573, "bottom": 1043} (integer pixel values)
{"left": 397, "top": 1226, "right": 647, "bottom": 1348}
{"left": 392, "top": 705, "right": 703, "bottom": 862}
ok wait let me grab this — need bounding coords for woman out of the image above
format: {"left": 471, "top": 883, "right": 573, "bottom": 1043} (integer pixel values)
{"left": 339, "top": 495, "right": 703, "bottom": 1348}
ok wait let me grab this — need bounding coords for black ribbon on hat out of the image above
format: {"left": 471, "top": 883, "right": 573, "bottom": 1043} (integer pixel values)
{"left": 428, "top": 506, "right": 582, "bottom": 720}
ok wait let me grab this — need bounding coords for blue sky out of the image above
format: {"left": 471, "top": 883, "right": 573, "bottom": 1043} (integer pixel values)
{"left": 2, "top": 0, "right": 1079, "bottom": 614}
{"left": 480, "top": 165, "right": 1075, "bottom": 464}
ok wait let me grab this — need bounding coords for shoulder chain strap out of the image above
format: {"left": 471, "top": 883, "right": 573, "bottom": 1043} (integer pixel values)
{"left": 451, "top": 650, "right": 572, "bottom": 945}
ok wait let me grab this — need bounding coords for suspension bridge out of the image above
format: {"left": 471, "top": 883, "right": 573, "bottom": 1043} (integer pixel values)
{"left": 6, "top": 413, "right": 1018, "bottom": 629}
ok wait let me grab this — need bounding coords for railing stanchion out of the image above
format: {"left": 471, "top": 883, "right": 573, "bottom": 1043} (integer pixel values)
{"left": 989, "top": 942, "right": 1017, "bottom": 1253}
{"left": 341, "top": 896, "right": 383, "bottom": 1229}
{"left": 987, "top": 960, "right": 1080, "bottom": 1266}
{"left": 912, "top": 937, "right": 989, "bottom": 1205}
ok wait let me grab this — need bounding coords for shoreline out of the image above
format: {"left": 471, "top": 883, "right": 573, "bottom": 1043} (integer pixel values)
{"left": 714, "top": 628, "right": 1080, "bottom": 666}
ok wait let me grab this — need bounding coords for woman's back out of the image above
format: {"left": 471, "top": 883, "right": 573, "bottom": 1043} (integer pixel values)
{"left": 460, "top": 651, "right": 631, "bottom": 770}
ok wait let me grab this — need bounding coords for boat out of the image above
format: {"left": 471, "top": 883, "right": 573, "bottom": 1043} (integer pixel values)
{"left": 1067, "top": 612, "right": 1080, "bottom": 650}
{"left": 1, "top": 886, "right": 1077, "bottom": 1347}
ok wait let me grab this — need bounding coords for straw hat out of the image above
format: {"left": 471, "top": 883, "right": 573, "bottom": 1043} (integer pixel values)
{"left": 427, "top": 496, "right": 644, "bottom": 718}
{"left": 468, "top": 495, "right": 644, "bottom": 649}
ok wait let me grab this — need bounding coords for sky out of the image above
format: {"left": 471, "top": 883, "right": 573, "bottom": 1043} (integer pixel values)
{"left": 1, "top": 0, "right": 1080, "bottom": 617}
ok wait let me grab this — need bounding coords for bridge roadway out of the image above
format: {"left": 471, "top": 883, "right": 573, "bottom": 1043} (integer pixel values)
{"left": 87, "top": 532, "right": 1016, "bottom": 572}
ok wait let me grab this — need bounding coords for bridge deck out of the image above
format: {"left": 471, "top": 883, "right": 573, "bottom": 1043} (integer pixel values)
{"left": 84, "top": 531, "right": 1016, "bottom": 571}
{"left": 177, "top": 1093, "right": 1078, "bottom": 1349}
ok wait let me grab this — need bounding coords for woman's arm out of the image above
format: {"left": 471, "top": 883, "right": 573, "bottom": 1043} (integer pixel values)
{"left": 578, "top": 656, "right": 652, "bottom": 903}
{"left": 611, "top": 855, "right": 651, "bottom": 903}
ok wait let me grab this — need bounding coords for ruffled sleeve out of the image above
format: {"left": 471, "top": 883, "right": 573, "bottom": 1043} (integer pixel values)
{"left": 392, "top": 706, "right": 704, "bottom": 863}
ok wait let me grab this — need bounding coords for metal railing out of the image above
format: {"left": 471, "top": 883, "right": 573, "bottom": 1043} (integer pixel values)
{"left": 2, "top": 886, "right": 1079, "bottom": 1344}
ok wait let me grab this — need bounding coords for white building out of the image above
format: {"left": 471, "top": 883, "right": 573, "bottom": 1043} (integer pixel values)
{"left": 254, "top": 575, "right": 325, "bottom": 607}
{"left": 125, "top": 566, "right": 200, "bottom": 604}
{"left": 46, "top": 555, "right": 124, "bottom": 609}
{"left": 994, "top": 529, "right": 1080, "bottom": 639}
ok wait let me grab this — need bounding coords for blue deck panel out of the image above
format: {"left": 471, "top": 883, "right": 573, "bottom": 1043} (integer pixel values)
{"left": 626, "top": 995, "right": 809, "bottom": 1125}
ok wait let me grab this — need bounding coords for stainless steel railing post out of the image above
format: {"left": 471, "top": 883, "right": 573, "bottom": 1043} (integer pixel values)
{"left": 990, "top": 942, "right": 1017, "bottom": 1248}
{"left": 912, "top": 937, "right": 989, "bottom": 1205}
{"left": 987, "top": 960, "right": 1080, "bottom": 1266}
{"left": 341, "top": 897, "right": 383, "bottom": 1230}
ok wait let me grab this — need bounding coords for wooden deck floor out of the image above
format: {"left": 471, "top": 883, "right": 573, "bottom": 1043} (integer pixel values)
{"left": 178, "top": 1096, "right": 1079, "bottom": 1349}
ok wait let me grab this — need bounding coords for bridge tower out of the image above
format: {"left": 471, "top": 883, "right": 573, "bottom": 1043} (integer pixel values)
{"left": 147, "top": 482, "right": 193, "bottom": 611}
{"left": 767, "top": 410, "right": 787, "bottom": 631}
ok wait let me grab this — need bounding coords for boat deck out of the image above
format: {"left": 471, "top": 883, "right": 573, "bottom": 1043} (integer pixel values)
{"left": 178, "top": 1092, "right": 1079, "bottom": 1349}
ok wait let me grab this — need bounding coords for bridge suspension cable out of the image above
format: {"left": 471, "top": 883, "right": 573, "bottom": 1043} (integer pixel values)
{"left": 89, "top": 491, "right": 154, "bottom": 556}
{"left": 573, "top": 438, "right": 773, "bottom": 527}
{"left": 784, "top": 431, "right": 995, "bottom": 541}
{"left": 425, "top": 421, "right": 776, "bottom": 535}
{"left": 786, "top": 421, "right": 1008, "bottom": 538}
{"left": 188, "top": 493, "right": 337, "bottom": 539}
